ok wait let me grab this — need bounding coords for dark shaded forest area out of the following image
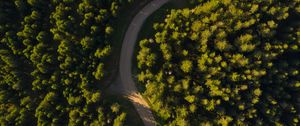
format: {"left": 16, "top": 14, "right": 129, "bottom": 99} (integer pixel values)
{"left": 0, "top": 0, "right": 132, "bottom": 125}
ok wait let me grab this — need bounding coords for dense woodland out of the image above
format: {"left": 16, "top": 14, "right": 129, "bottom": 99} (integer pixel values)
{"left": 0, "top": 0, "right": 133, "bottom": 125}
{"left": 137, "top": 0, "right": 300, "bottom": 125}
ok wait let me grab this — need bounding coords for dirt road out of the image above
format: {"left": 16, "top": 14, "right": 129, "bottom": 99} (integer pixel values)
{"left": 112, "top": 0, "right": 170, "bottom": 125}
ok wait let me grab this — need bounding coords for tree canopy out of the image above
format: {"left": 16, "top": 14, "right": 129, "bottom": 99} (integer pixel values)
{"left": 0, "top": 0, "right": 134, "bottom": 125}
{"left": 137, "top": 0, "right": 300, "bottom": 125}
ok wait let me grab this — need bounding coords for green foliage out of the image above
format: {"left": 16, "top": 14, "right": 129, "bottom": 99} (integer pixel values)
{"left": 94, "top": 63, "right": 105, "bottom": 80}
{"left": 113, "top": 112, "right": 126, "bottom": 126}
{"left": 137, "top": 0, "right": 300, "bottom": 125}
{"left": 0, "top": 0, "right": 135, "bottom": 125}
{"left": 181, "top": 60, "right": 193, "bottom": 73}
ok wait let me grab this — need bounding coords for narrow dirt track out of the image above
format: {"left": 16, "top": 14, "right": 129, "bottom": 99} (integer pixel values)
{"left": 116, "top": 0, "right": 170, "bottom": 125}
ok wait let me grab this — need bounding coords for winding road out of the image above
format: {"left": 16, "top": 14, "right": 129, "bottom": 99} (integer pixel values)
{"left": 111, "top": 0, "right": 170, "bottom": 125}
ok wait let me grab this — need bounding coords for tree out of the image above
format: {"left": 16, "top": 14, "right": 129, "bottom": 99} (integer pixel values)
{"left": 94, "top": 63, "right": 104, "bottom": 80}
{"left": 113, "top": 113, "right": 126, "bottom": 126}
{"left": 181, "top": 60, "right": 193, "bottom": 73}
{"left": 105, "top": 26, "right": 114, "bottom": 35}
{"left": 111, "top": 103, "right": 120, "bottom": 113}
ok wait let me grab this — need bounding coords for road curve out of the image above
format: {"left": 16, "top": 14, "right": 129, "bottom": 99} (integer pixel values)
{"left": 119, "top": 0, "right": 170, "bottom": 125}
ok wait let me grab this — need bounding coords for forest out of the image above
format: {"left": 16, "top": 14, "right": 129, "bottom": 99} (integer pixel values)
{"left": 0, "top": 0, "right": 133, "bottom": 125}
{"left": 137, "top": 0, "right": 300, "bottom": 125}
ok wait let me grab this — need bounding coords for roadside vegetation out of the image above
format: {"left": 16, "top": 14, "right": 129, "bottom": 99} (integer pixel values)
{"left": 136, "top": 0, "right": 300, "bottom": 125}
{"left": 134, "top": 0, "right": 192, "bottom": 92}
